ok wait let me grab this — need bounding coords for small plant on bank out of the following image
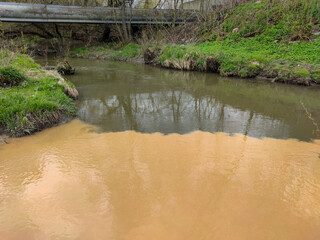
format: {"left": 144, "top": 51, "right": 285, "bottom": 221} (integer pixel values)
{"left": 0, "top": 66, "right": 26, "bottom": 87}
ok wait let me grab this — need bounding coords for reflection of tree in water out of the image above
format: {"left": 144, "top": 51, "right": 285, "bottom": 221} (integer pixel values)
{"left": 71, "top": 57, "right": 320, "bottom": 139}
{"left": 244, "top": 110, "right": 254, "bottom": 136}
{"left": 76, "top": 64, "right": 316, "bottom": 139}
{"left": 216, "top": 103, "right": 225, "bottom": 132}
{"left": 117, "top": 95, "right": 138, "bottom": 130}
{"left": 79, "top": 86, "right": 283, "bottom": 138}
{"left": 171, "top": 90, "right": 183, "bottom": 122}
{"left": 194, "top": 96, "right": 217, "bottom": 131}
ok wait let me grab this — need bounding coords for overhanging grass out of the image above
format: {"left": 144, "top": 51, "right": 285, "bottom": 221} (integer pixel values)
{"left": 0, "top": 51, "right": 76, "bottom": 136}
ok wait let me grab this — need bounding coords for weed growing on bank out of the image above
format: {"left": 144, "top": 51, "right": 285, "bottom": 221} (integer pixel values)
{"left": 0, "top": 51, "right": 76, "bottom": 137}
{"left": 70, "top": 43, "right": 142, "bottom": 61}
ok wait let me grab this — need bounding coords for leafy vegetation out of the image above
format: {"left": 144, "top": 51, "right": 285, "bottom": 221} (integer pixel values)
{"left": 156, "top": 35, "right": 320, "bottom": 81}
{"left": 0, "top": 66, "right": 26, "bottom": 87}
{"left": 153, "top": 0, "right": 320, "bottom": 83}
{"left": 67, "top": 0, "right": 319, "bottom": 84}
{"left": 70, "top": 43, "right": 142, "bottom": 61}
{"left": 0, "top": 51, "right": 76, "bottom": 137}
{"left": 111, "top": 44, "right": 141, "bottom": 60}
{"left": 222, "top": 0, "right": 320, "bottom": 41}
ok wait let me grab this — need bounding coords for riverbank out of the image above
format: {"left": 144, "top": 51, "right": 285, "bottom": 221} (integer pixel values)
{"left": 2, "top": 0, "right": 318, "bottom": 87}
{"left": 68, "top": 0, "right": 320, "bottom": 86}
{"left": 69, "top": 36, "right": 320, "bottom": 86}
{"left": 0, "top": 51, "right": 78, "bottom": 137}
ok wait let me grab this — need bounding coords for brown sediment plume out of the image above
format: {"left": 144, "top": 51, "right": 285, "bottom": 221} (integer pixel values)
{"left": 0, "top": 120, "right": 319, "bottom": 240}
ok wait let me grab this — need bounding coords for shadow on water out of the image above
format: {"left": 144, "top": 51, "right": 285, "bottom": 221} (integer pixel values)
{"left": 50, "top": 58, "right": 320, "bottom": 141}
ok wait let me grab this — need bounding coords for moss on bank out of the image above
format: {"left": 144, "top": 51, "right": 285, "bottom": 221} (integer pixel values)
{"left": 0, "top": 51, "right": 77, "bottom": 137}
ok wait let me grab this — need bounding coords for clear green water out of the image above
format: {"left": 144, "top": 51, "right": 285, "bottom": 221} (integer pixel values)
{"left": 43, "top": 58, "right": 320, "bottom": 141}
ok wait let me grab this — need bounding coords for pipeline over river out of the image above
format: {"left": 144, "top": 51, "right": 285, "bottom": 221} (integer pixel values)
{"left": 0, "top": 2, "right": 198, "bottom": 24}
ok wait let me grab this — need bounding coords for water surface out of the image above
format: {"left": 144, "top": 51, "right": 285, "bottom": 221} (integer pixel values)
{"left": 0, "top": 120, "right": 320, "bottom": 240}
{"left": 1, "top": 59, "right": 320, "bottom": 240}
{"left": 63, "top": 59, "right": 320, "bottom": 141}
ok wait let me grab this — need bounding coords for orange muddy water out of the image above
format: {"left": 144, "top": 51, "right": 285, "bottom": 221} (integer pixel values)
{"left": 0, "top": 120, "right": 320, "bottom": 240}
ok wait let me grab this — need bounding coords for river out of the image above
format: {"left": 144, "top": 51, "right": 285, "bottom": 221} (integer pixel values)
{"left": 0, "top": 59, "right": 320, "bottom": 240}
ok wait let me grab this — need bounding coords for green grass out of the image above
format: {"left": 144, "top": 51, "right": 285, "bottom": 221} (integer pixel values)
{"left": 69, "top": 34, "right": 320, "bottom": 82}
{"left": 0, "top": 66, "right": 26, "bottom": 86}
{"left": 69, "top": 43, "right": 142, "bottom": 61}
{"left": 0, "top": 50, "right": 41, "bottom": 70}
{"left": 222, "top": 0, "right": 320, "bottom": 41}
{"left": 159, "top": 35, "right": 320, "bottom": 64}
{"left": 111, "top": 43, "right": 141, "bottom": 60}
{"left": 71, "top": 47, "right": 91, "bottom": 56}
{"left": 156, "top": 34, "right": 320, "bottom": 81}
{"left": 67, "top": 0, "right": 319, "bottom": 83}
{"left": 154, "top": 0, "right": 320, "bottom": 81}
{"left": 0, "top": 51, "right": 76, "bottom": 137}
{"left": 69, "top": 45, "right": 113, "bottom": 58}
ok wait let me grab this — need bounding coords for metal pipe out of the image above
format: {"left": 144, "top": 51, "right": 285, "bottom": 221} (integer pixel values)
{"left": 0, "top": 2, "right": 198, "bottom": 24}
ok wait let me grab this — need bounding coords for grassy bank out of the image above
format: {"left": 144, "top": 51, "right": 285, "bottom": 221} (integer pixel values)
{"left": 69, "top": 36, "right": 320, "bottom": 85}
{"left": 155, "top": 0, "right": 320, "bottom": 84}
{"left": 70, "top": 43, "right": 143, "bottom": 62}
{"left": 0, "top": 51, "right": 77, "bottom": 137}
{"left": 154, "top": 36, "right": 320, "bottom": 84}
{"left": 69, "top": 0, "right": 320, "bottom": 85}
